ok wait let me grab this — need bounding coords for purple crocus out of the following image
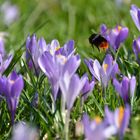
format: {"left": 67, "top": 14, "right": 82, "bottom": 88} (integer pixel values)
{"left": 85, "top": 54, "right": 119, "bottom": 89}
{"left": 1, "top": 2, "right": 19, "bottom": 26}
{"left": 0, "top": 71, "right": 24, "bottom": 124}
{"left": 12, "top": 122, "right": 39, "bottom": 140}
{"left": 81, "top": 74, "right": 95, "bottom": 100}
{"left": 38, "top": 51, "right": 80, "bottom": 101}
{"left": 0, "top": 37, "right": 5, "bottom": 57}
{"left": 59, "top": 73, "right": 86, "bottom": 110}
{"left": 82, "top": 113, "right": 117, "bottom": 140}
{"left": 105, "top": 105, "right": 131, "bottom": 139}
{"left": 113, "top": 76, "right": 136, "bottom": 103}
{"left": 26, "top": 34, "right": 42, "bottom": 74}
{"left": 100, "top": 24, "right": 128, "bottom": 51}
{"left": 132, "top": 37, "right": 140, "bottom": 64}
{"left": 130, "top": 5, "right": 140, "bottom": 31}
{"left": 56, "top": 40, "right": 75, "bottom": 57}
{"left": 0, "top": 54, "right": 13, "bottom": 75}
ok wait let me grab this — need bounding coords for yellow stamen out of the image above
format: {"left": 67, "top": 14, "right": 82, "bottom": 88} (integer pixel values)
{"left": 118, "top": 106, "right": 124, "bottom": 128}
{"left": 103, "top": 64, "right": 108, "bottom": 73}
{"left": 55, "top": 46, "right": 60, "bottom": 51}
{"left": 50, "top": 46, "right": 60, "bottom": 55}
{"left": 94, "top": 116, "right": 102, "bottom": 124}
{"left": 117, "top": 26, "right": 122, "bottom": 31}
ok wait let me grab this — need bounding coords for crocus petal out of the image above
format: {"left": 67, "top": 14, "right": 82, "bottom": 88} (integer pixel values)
{"left": 38, "top": 37, "right": 47, "bottom": 52}
{"left": 100, "top": 24, "right": 107, "bottom": 35}
{"left": 103, "top": 54, "right": 113, "bottom": 74}
{"left": 130, "top": 5, "right": 140, "bottom": 31}
{"left": 130, "top": 76, "right": 136, "bottom": 97}
{"left": 66, "top": 74, "right": 86, "bottom": 110}
{"left": 111, "top": 63, "right": 119, "bottom": 78}
{"left": 38, "top": 51, "right": 56, "bottom": 77}
{"left": 113, "top": 78, "right": 122, "bottom": 95}
{"left": 93, "top": 59, "right": 101, "bottom": 82}
{"left": 105, "top": 106, "right": 115, "bottom": 125}
{"left": 121, "top": 77, "right": 129, "bottom": 102}
{"left": 2, "top": 55, "right": 13, "bottom": 73}
{"left": 120, "top": 104, "right": 131, "bottom": 138}
{"left": 62, "top": 55, "right": 81, "bottom": 77}
{"left": 115, "top": 27, "right": 128, "bottom": 49}
{"left": 60, "top": 40, "right": 75, "bottom": 57}
{"left": 11, "top": 75, "right": 24, "bottom": 97}
{"left": 50, "top": 39, "right": 60, "bottom": 55}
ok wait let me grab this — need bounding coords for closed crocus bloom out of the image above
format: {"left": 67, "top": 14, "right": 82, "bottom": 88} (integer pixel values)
{"left": 113, "top": 76, "right": 136, "bottom": 103}
{"left": 130, "top": 5, "right": 140, "bottom": 31}
{"left": 81, "top": 74, "right": 95, "bottom": 100}
{"left": 0, "top": 71, "right": 24, "bottom": 124}
{"left": 133, "top": 37, "right": 140, "bottom": 64}
{"left": 85, "top": 54, "right": 119, "bottom": 89}
{"left": 26, "top": 34, "right": 39, "bottom": 71}
{"left": 105, "top": 105, "right": 131, "bottom": 139}
{"left": 59, "top": 73, "right": 86, "bottom": 110}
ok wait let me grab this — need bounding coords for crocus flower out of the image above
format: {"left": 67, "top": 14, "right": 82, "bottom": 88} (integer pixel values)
{"left": 56, "top": 40, "right": 75, "bottom": 57}
{"left": 0, "top": 71, "right": 24, "bottom": 124}
{"left": 82, "top": 113, "right": 117, "bottom": 140}
{"left": 26, "top": 34, "right": 42, "bottom": 74}
{"left": 113, "top": 76, "right": 136, "bottom": 103}
{"left": 0, "top": 54, "right": 13, "bottom": 75}
{"left": 38, "top": 51, "right": 80, "bottom": 101}
{"left": 132, "top": 37, "right": 140, "bottom": 64}
{"left": 0, "top": 2, "right": 19, "bottom": 25}
{"left": 81, "top": 74, "right": 95, "bottom": 100}
{"left": 0, "top": 37, "right": 5, "bottom": 57}
{"left": 130, "top": 4, "right": 140, "bottom": 31}
{"left": 59, "top": 73, "right": 86, "bottom": 110}
{"left": 100, "top": 24, "right": 128, "bottom": 51}
{"left": 85, "top": 54, "right": 119, "bottom": 89}
{"left": 105, "top": 105, "right": 131, "bottom": 139}
{"left": 12, "top": 122, "right": 39, "bottom": 140}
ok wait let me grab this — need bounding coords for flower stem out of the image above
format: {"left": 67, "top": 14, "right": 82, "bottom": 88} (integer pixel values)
{"left": 65, "top": 110, "right": 70, "bottom": 140}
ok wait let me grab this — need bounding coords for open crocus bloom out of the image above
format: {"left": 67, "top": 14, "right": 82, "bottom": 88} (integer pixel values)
{"left": 100, "top": 24, "right": 128, "bottom": 51}
{"left": 85, "top": 54, "right": 119, "bottom": 89}
{"left": 105, "top": 105, "right": 131, "bottom": 139}
{"left": 81, "top": 74, "right": 95, "bottom": 100}
{"left": 113, "top": 76, "right": 136, "bottom": 103}
{"left": 38, "top": 51, "right": 80, "bottom": 101}
{"left": 130, "top": 5, "right": 140, "bottom": 31}
{"left": 82, "top": 114, "right": 117, "bottom": 140}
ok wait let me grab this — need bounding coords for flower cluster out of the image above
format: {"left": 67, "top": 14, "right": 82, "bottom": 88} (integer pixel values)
{"left": 1, "top": 3, "right": 140, "bottom": 140}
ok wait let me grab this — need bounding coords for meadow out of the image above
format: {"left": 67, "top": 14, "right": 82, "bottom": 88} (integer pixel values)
{"left": 0, "top": 0, "right": 140, "bottom": 139}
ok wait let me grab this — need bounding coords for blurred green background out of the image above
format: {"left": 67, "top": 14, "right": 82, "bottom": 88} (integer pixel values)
{"left": 0, "top": 0, "right": 140, "bottom": 57}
